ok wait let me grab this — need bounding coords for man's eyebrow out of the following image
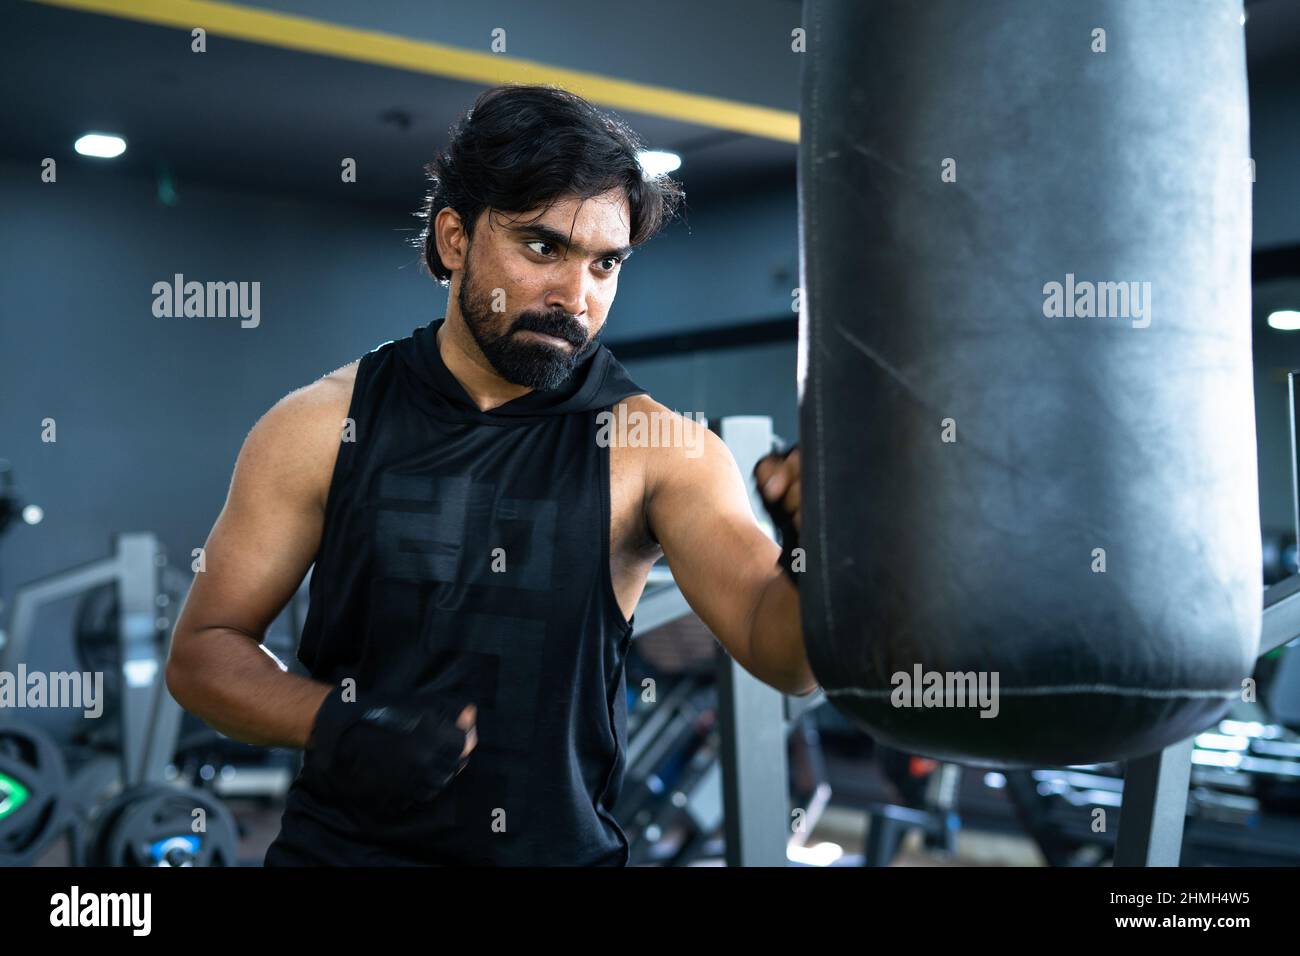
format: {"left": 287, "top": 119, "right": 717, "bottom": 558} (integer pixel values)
{"left": 512, "top": 223, "right": 633, "bottom": 261}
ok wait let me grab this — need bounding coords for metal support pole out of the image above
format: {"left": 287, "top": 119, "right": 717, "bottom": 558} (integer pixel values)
{"left": 713, "top": 416, "right": 790, "bottom": 866}
{"left": 117, "top": 532, "right": 168, "bottom": 786}
{"left": 1114, "top": 736, "right": 1195, "bottom": 866}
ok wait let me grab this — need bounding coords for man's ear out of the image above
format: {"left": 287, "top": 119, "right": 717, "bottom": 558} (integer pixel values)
{"left": 435, "top": 207, "right": 469, "bottom": 273}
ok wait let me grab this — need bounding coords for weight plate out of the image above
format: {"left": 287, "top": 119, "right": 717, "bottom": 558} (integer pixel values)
{"left": 0, "top": 721, "right": 71, "bottom": 865}
{"left": 90, "top": 783, "right": 239, "bottom": 867}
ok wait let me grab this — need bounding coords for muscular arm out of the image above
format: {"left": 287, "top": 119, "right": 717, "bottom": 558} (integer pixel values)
{"left": 165, "top": 370, "right": 354, "bottom": 748}
{"left": 640, "top": 400, "right": 817, "bottom": 696}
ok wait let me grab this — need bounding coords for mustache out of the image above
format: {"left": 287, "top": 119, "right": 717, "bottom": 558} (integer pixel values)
{"left": 511, "top": 312, "right": 587, "bottom": 347}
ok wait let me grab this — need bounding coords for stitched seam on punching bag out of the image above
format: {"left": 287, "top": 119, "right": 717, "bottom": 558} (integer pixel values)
{"left": 824, "top": 685, "right": 1239, "bottom": 699}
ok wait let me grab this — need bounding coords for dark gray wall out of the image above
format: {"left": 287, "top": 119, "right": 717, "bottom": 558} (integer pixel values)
{"left": 1253, "top": 277, "right": 1300, "bottom": 537}
{"left": 1250, "top": 62, "right": 1300, "bottom": 250}
{"left": 1249, "top": 59, "right": 1300, "bottom": 538}
{"left": 621, "top": 341, "right": 799, "bottom": 445}
{"left": 1, "top": 159, "right": 432, "bottom": 593}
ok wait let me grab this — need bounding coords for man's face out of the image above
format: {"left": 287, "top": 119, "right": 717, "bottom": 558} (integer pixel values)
{"left": 455, "top": 189, "right": 632, "bottom": 390}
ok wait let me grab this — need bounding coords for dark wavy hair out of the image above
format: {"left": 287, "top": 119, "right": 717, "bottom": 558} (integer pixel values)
{"left": 414, "top": 84, "right": 685, "bottom": 284}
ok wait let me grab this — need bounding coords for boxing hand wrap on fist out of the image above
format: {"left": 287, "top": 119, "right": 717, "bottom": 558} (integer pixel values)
{"left": 308, "top": 684, "right": 476, "bottom": 814}
{"left": 753, "top": 444, "right": 802, "bottom": 588}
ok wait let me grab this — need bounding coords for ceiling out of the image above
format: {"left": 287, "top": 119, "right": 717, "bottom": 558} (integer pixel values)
{"left": 0, "top": 0, "right": 802, "bottom": 208}
{"left": 1, "top": 0, "right": 1294, "bottom": 212}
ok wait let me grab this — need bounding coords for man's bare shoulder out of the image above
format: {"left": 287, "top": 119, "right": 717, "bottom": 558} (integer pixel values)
{"left": 610, "top": 392, "right": 722, "bottom": 477}
{"left": 275, "top": 360, "right": 357, "bottom": 419}
{"left": 235, "top": 361, "right": 360, "bottom": 511}
{"left": 612, "top": 392, "right": 704, "bottom": 428}
{"left": 613, "top": 392, "right": 666, "bottom": 417}
{"left": 314, "top": 359, "right": 360, "bottom": 404}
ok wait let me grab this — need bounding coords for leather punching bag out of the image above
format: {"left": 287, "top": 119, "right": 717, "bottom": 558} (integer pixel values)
{"left": 797, "top": 0, "right": 1259, "bottom": 765}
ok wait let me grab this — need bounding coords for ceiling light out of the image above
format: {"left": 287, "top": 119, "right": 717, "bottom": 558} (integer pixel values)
{"left": 637, "top": 149, "right": 681, "bottom": 178}
{"left": 74, "top": 133, "right": 127, "bottom": 158}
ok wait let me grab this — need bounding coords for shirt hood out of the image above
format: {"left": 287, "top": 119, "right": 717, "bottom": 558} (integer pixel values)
{"left": 395, "top": 316, "right": 645, "bottom": 425}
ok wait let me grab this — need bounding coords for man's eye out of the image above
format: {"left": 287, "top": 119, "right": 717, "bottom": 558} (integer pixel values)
{"left": 599, "top": 257, "right": 621, "bottom": 272}
{"left": 527, "top": 241, "right": 555, "bottom": 256}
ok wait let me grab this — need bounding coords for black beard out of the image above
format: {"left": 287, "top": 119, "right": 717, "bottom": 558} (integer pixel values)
{"left": 458, "top": 259, "right": 598, "bottom": 391}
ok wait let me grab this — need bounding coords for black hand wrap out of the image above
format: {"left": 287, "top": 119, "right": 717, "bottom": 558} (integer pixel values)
{"left": 308, "top": 684, "right": 472, "bottom": 815}
{"left": 753, "top": 443, "right": 801, "bottom": 588}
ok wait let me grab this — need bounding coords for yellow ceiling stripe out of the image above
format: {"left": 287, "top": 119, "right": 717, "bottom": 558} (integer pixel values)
{"left": 33, "top": 0, "right": 800, "bottom": 143}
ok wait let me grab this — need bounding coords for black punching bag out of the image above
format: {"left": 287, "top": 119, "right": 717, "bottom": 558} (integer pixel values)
{"left": 797, "top": 0, "right": 1259, "bottom": 765}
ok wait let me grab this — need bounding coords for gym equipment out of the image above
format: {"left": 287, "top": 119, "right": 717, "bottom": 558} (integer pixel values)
{"left": 0, "top": 533, "right": 185, "bottom": 786}
{"left": 786, "top": 705, "right": 833, "bottom": 856}
{"left": 614, "top": 674, "right": 722, "bottom": 865}
{"left": 63, "top": 754, "right": 127, "bottom": 863}
{"left": 0, "top": 722, "right": 73, "bottom": 865}
{"left": 1, "top": 531, "right": 303, "bottom": 784}
{"left": 0, "top": 460, "right": 42, "bottom": 686}
{"left": 1007, "top": 716, "right": 1300, "bottom": 867}
{"left": 797, "top": 0, "right": 1258, "bottom": 766}
{"left": 1263, "top": 639, "right": 1300, "bottom": 731}
{"left": 614, "top": 665, "right": 831, "bottom": 867}
{"left": 87, "top": 783, "right": 239, "bottom": 867}
{"left": 1261, "top": 531, "right": 1298, "bottom": 586}
{"left": 0, "top": 459, "right": 41, "bottom": 541}
{"left": 0, "top": 532, "right": 285, "bottom": 865}
{"left": 1004, "top": 765, "right": 1120, "bottom": 867}
{"left": 74, "top": 582, "right": 171, "bottom": 731}
{"left": 863, "top": 747, "right": 961, "bottom": 866}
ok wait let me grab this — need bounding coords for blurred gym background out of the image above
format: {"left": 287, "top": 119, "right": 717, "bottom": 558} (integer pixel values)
{"left": 1, "top": 0, "right": 1299, "bottom": 866}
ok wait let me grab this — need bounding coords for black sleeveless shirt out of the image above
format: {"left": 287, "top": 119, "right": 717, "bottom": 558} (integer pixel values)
{"left": 265, "top": 318, "right": 646, "bottom": 866}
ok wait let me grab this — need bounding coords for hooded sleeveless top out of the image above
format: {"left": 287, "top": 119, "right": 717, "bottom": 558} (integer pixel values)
{"left": 264, "top": 317, "right": 646, "bottom": 866}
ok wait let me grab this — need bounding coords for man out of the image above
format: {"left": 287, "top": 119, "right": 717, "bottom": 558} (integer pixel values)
{"left": 166, "top": 84, "right": 814, "bottom": 866}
